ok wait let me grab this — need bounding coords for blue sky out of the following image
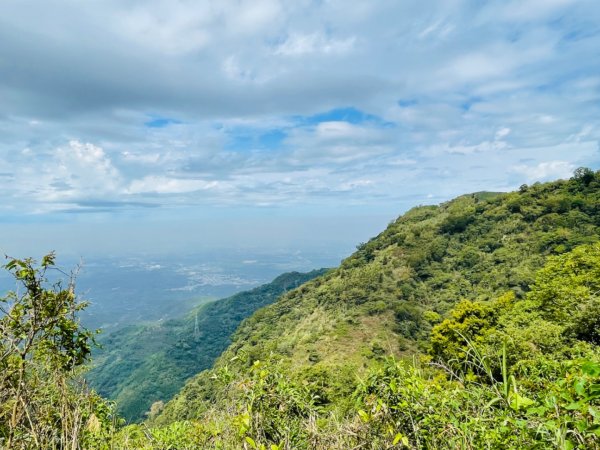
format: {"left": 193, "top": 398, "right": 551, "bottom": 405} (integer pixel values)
{"left": 0, "top": 0, "right": 599, "bottom": 257}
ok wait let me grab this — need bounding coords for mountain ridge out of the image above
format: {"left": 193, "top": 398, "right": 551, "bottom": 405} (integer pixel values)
{"left": 155, "top": 171, "right": 600, "bottom": 428}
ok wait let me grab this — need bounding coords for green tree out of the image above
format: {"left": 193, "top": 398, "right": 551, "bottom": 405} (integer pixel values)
{"left": 0, "top": 253, "right": 114, "bottom": 448}
{"left": 573, "top": 167, "right": 595, "bottom": 186}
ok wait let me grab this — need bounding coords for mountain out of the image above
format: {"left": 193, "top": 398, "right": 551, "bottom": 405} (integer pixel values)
{"left": 85, "top": 269, "right": 328, "bottom": 422}
{"left": 117, "top": 170, "right": 600, "bottom": 448}
{"left": 9, "top": 170, "right": 600, "bottom": 448}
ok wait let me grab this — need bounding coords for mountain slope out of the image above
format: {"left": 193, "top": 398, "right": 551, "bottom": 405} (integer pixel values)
{"left": 86, "top": 269, "right": 327, "bottom": 421}
{"left": 156, "top": 170, "right": 600, "bottom": 426}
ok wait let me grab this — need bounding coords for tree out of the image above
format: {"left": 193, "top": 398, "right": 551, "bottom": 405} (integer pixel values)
{"left": 572, "top": 167, "right": 595, "bottom": 185}
{"left": 0, "top": 253, "right": 113, "bottom": 448}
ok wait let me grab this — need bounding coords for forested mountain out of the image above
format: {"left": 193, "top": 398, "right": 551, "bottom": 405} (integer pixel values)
{"left": 120, "top": 169, "right": 600, "bottom": 448}
{"left": 3, "top": 169, "right": 600, "bottom": 449}
{"left": 157, "top": 170, "right": 600, "bottom": 421}
{"left": 86, "top": 269, "right": 327, "bottom": 422}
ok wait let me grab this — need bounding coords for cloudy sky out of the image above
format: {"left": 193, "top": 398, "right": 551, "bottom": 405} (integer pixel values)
{"left": 1, "top": 0, "right": 599, "bottom": 257}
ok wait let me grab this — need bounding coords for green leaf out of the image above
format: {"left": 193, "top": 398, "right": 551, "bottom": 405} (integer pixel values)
{"left": 582, "top": 361, "right": 600, "bottom": 377}
{"left": 41, "top": 253, "right": 56, "bottom": 268}
{"left": 565, "top": 402, "right": 583, "bottom": 411}
{"left": 574, "top": 378, "right": 586, "bottom": 396}
{"left": 245, "top": 436, "right": 257, "bottom": 449}
{"left": 18, "top": 269, "right": 30, "bottom": 278}
{"left": 544, "top": 420, "right": 557, "bottom": 431}
{"left": 527, "top": 405, "right": 548, "bottom": 416}
{"left": 358, "top": 409, "right": 370, "bottom": 423}
{"left": 509, "top": 392, "right": 534, "bottom": 410}
{"left": 485, "top": 397, "right": 502, "bottom": 409}
{"left": 588, "top": 384, "right": 600, "bottom": 400}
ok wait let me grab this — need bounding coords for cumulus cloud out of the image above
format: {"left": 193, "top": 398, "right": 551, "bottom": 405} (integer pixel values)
{"left": 36, "top": 140, "right": 122, "bottom": 202}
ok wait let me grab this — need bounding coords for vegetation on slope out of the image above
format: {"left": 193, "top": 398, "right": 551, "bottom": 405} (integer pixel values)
{"left": 87, "top": 270, "right": 327, "bottom": 422}
{"left": 158, "top": 169, "right": 600, "bottom": 426}
{"left": 3, "top": 168, "right": 600, "bottom": 449}
{"left": 99, "top": 168, "right": 600, "bottom": 449}
{"left": 113, "top": 240, "right": 600, "bottom": 449}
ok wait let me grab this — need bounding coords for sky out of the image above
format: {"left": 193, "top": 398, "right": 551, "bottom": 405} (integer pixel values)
{"left": 0, "top": 0, "right": 599, "bottom": 258}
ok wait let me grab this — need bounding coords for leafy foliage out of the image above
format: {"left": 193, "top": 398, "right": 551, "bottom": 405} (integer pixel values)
{"left": 351, "top": 355, "right": 600, "bottom": 449}
{"left": 0, "top": 253, "right": 117, "bottom": 449}
{"left": 110, "top": 239, "right": 600, "bottom": 449}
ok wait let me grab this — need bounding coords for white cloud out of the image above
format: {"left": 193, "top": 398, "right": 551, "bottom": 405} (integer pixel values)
{"left": 315, "top": 121, "right": 367, "bottom": 140}
{"left": 221, "top": 55, "right": 260, "bottom": 82}
{"left": 491, "top": 0, "right": 576, "bottom": 22}
{"left": 512, "top": 160, "right": 575, "bottom": 182}
{"left": 60, "top": 140, "right": 116, "bottom": 172}
{"left": 127, "top": 176, "right": 219, "bottom": 195}
{"left": 47, "top": 140, "right": 122, "bottom": 199}
{"left": 0, "top": 0, "right": 599, "bottom": 225}
{"left": 274, "top": 32, "right": 356, "bottom": 56}
{"left": 425, "top": 131, "right": 510, "bottom": 156}
{"left": 442, "top": 41, "right": 552, "bottom": 84}
{"left": 287, "top": 121, "right": 395, "bottom": 164}
{"left": 538, "top": 115, "right": 556, "bottom": 124}
{"left": 567, "top": 125, "right": 594, "bottom": 143}
{"left": 120, "top": 151, "right": 161, "bottom": 165}
{"left": 418, "top": 20, "right": 454, "bottom": 40}
{"left": 114, "top": 3, "right": 213, "bottom": 55}
{"left": 223, "top": 0, "right": 282, "bottom": 34}
{"left": 337, "top": 179, "right": 373, "bottom": 191}
{"left": 495, "top": 127, "right": 511, "bottom": 139}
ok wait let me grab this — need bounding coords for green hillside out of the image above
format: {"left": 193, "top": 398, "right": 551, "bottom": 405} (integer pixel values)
{"left": 86, "top": 269, "right": 327, "bottom": 422}
{"left": 5, "top": 169, "right": 600, "bottom": 449}
{"left": 112, "top": 169, "right": 600, "bottom": 448}
{"left": 159, "top": 171, "right": 599, "bottom": 419}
